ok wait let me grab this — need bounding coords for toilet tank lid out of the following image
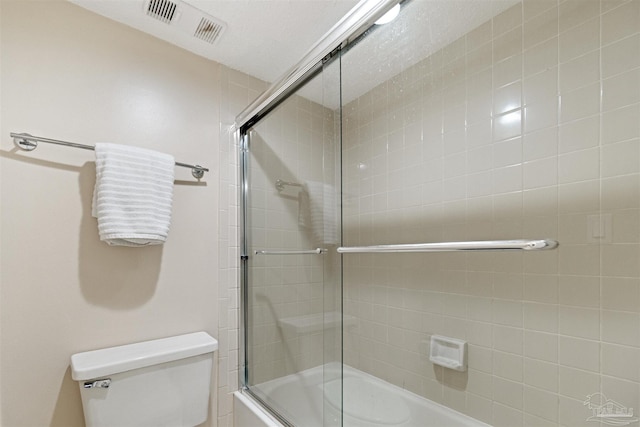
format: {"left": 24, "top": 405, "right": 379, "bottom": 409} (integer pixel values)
{"left": 70, "top": 332, "right": 218, "bottom": 381}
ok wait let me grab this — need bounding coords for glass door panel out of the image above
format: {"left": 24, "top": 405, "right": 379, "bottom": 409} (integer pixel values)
{"left": 243, "top": 58, "right": 342, "bottom": 426}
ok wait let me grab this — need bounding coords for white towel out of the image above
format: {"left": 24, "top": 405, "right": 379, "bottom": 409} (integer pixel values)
{"left": 298, "top": 189, "right": 310, "bottom": 228}
{"left": 92, "top": 143, "right": 175, "bottom": 247}
{"left": 303, "top": 181, "right": 338, "bottom": 245}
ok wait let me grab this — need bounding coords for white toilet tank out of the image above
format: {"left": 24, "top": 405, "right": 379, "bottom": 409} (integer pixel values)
{"left": 70, "top": 332, "right": 218, "bottom": 427}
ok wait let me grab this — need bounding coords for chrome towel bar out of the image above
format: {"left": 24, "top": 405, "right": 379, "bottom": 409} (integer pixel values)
{"left": 10, "top": 132, "right": 209, "bottom": 179}
{"left": 337, "top": 239, "right": 558, "bottom": 253}
{"left": 254, "top": 248, "right": 326, "bottom": 255}
{"left": 275, "top": 179, "right": 302, "bottom": 192}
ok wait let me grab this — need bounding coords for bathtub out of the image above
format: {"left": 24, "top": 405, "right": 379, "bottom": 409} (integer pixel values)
{"left": 234, "top": 364, "right": 490, "bottom": 427}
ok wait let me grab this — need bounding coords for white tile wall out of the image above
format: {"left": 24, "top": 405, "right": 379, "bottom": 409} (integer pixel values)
{"left": 217, "top": 66, "right": 267, "bottom": 427}
{"left": 342, "top": 0, "right": 640, "bottom": 425}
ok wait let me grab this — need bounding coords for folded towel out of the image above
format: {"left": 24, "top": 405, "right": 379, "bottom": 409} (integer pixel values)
{"left": 303, "top": 180, "right": 338, "bottom": 245}
{"left": 298, "top": 189, "right": 310, "bottom": 228}
{"left": 92, "top": 143, "right": 175, "bottom": 247}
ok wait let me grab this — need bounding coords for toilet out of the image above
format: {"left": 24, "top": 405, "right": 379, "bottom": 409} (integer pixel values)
{"left": 70, "top": 331, "right": 218, "bottom": 427}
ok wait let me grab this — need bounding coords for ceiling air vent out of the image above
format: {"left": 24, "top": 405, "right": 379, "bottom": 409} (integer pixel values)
{"left": 193, "top": 17, "right": 225, "bottom": 45}
{"left": 146, "top": 0, "right": 178, "bottom": 24}
{"left": 142, "top": 0, "right": 226, "bottom": 48}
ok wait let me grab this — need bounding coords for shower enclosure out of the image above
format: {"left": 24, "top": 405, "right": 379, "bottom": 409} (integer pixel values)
{"left": 237, "top": 0, "right": 640, "bottom": 425}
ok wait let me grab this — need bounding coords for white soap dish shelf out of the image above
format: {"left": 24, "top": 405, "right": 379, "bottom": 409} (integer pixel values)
{"left": 429, "top": 335, "right": 467, "bottom": 372}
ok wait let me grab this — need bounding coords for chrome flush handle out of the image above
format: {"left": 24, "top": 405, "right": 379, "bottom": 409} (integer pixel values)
{"left": 83, "top": 378, "right": 111, "bottom": 389}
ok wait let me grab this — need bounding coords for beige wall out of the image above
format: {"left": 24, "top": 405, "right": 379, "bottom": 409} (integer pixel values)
{"left": 342, "top": 0, "right": 640, "bottom": 426}
{"left": 1, "top": 1, "right": 221, "bottom": 426}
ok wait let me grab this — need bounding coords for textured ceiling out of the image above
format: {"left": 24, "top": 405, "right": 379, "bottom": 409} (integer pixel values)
{"left": 70, "top": 0, "right": 519, "bottom": 109}
{"left": 69, "top": 0, "right": 360, "bottom": 84}
{"left": 300, "top": 0, "right": 519, "bottom": 108}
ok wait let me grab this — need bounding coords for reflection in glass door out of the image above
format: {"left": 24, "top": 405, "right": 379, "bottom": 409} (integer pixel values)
{"left": 240, "top": 57, "right": 342, "bottom": 427}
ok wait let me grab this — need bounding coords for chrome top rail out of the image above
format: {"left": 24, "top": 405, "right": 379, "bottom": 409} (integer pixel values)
{"left": 235, "top": 0, "right": 399, "bottom": 130}
{"left": 10, "top": 132, "right": 209, "bottom": 179}
{"left": 255, "top": 248, "right": 326, "bottom": 255}
{"left": 337, "top": 239, "right": 559, "bottom": 253}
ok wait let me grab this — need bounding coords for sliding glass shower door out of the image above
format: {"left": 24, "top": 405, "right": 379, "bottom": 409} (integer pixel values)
{"left": 240, "top": 58, "right": 342, "bottom": 427}
{"left": 239, "top": 0, "right": 640, "bottom": 425}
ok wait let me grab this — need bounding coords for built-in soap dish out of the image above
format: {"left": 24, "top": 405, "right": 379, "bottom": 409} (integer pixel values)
{"left": 429, "top": 335, "right": 467, "bottom": 372}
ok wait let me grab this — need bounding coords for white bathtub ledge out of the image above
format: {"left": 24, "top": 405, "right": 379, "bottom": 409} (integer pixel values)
{"left": 234, "top": 391, "right": 283, "bottom": 427}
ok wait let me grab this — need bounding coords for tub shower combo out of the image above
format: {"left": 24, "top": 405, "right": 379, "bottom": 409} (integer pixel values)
{"left": 236, "top": 0, "right": 640, "bottom": 425}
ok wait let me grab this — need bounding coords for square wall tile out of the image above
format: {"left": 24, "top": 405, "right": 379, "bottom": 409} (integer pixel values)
{"left": 559, "top": 0, "right": 600, "bottom": 32}
{"left": 524, "top": 357, "right": 558, "bottom": 391}
{"left": 602, "top": 0, "right": 640, "bottom": 45}
{"left": 558, "top": 336, "right": 600, "bottom": 372}
{"left": 494, "top": 350, "right": 524, "bottom": 381}
{"left": 558, "top": 275, "right": 599, "bottom": 307}
{"left": 602, "top": 343, "right": 640, "bottom": 381}
{"left": 602, "top": 34, "right": 640, "bottom": 79}
{"left": 602, "top": 310, "right": 640, "bottom": 346}
{"left": 602, "top": 104, "right": 640, "bottom": 145}
{"left": 524, "top": 302, "right": 558, "bottom": 333}
{"left": 559, "top": 306, "right": 600, "bottom": 340}
{"left": 524, "top": 99, "right": 558, "bottom": 132}
{"left": 557, "top": 148, "right": 599, "bottom": 184}
{"left": 602, "top": 375, "right": 640, "bottom": 414}
{"left": 560, "top": 83, "right": 600, "bottom": 123}
{"left": 524, "top": 37, "right": 558, "bottom": 77}
{"left": 494, "top": 28, "right": 524, "bottom": 64}
{"left": 523, "top": 127, "right": 558, "bottom": 161}
{"left": 558, "top": 244, "right": 600, "bottom": 276}
{"left": 524, "top": 274, "right": 558, "bottom": 304}
{"left": 494, "top": 3, "right": 523, "bottom": 36}
{"left": 493, "top": 377, "right": 524, "bottom": 409}
{"left": 602, "top": 244, "right": 640, "bottom": 278}
{"left": 559, "top": 365, "right": 599, "bottom": 400}
{"left": 602, "top": 139, "right": 640, "bottom": 178}
{"left": 559, "top": 17, "right": 600, "bottom": 62}
{"left": 494, "top": 54, "right": 524, "bottom": 88}
{"left": 559, "top": 50, "right": 600, "bottom": 93}
{"left": 602, "top": 277, "right": 640, "bottom": 312}
{"left": 559, "top": 395, "right": 596, "bottom": 427}
{"left": 524, "top": 6, "right": 559, "bottom": 49}
{"left": 524, "top": 68, "right": 558, "bottom": 105}
{"left": 558, "top": 115, "right": 599, "bottom": 154}
{"left": 494, "top": 137, "right": 523, "bottom": 168}
{"left": 494, "top": 110, "right": 523, "bottom": 142}
{"left": 523, "top": 386, "right": 558, "bottom": 422}
{"left": 603, "top": 68, "right": 640, "bottom": 112}
{"left": 602, "top": 175, "right": 640, "bottom": 210}
{"left": 493, "top": 401, "right": 524, "bottom": 427}
{"left": 494, "top": 325, "right": 524, "bottom": 355}
{"left": 523, "top": 0, "right": 557, "bottom": 23}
